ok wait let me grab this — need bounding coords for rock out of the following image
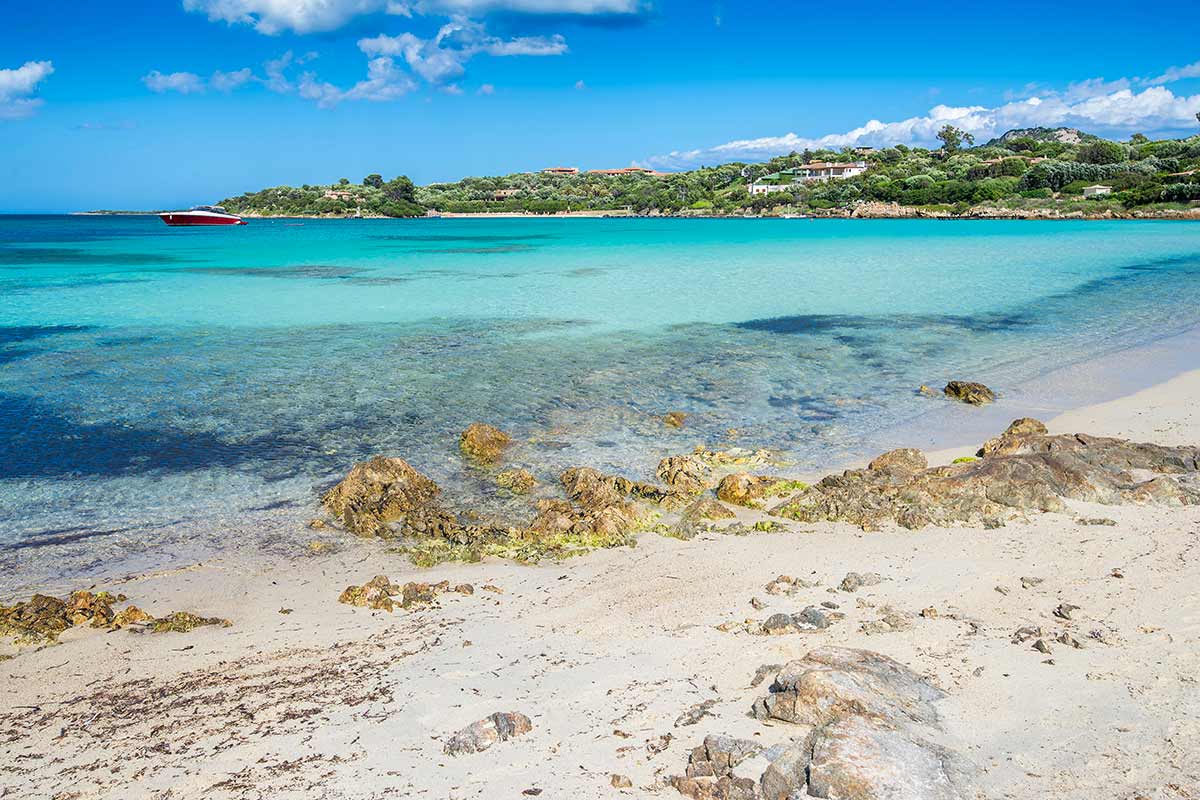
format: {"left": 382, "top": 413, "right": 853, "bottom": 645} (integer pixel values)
{"left": 750, "top": 663, "right": 783, "bottom": 688}
{"left": 943, "top": 381, "right": 995, "bottom": 406}
{"left": 1078, "top": 517, "right": 1117, "bottom": 526}
{"left": 978, "top": 418, "right": 1048, "bottom": 456}
{"left": 321, "top": 456, "right": 441, "bottom": 537}
{"left": 1020, "top": 576, "right": 1043, "bottom": 589}
{"left": 657, "top": 455, "right": 715, "bottom": 495}
{"left": 673, "top": 735, "right": 763, "bottom": 800}
{"left": 760, "top": 606, "right": 840, "bottom": 635}
{"left": 611, "top": 774, "right": 633, "bottom": 788}
{"left": 917, "top": 384, "right": 940, "bottom": 398}
{"left": 496, "top": 468, "right": 536, "bottom": 494}
{"left": 749, "top": 597, "right": 766, "bottom": 610}
{"left": 110, "top": 606, "right": 153, "bottom": 628}
{"left": 861, "top": 606, "right": 913, "bottom": 635}
{"left": 867, "top": 448, "right": 928, "bottom": 477}
{"left": 663, "top": 411, "right": 689, "bottom": 428}
{"left": 751, "top": 647, "right": 945, "bottom": 728}
{"left": 443, "top": 711, "right": 532, "bottom": 755}
{"left": 675, "top": 699, "right": 717, "bottom": 727}
{"left": 459, "top": 423, "right": 512, "bottom": 465}
{"left": 149, "top": 611, "right": 232, "bottom": 633}
{"left": 1053, "top": 602, "right": 1080, "bottom": 620}
{"left": 1032, "top": 638, "right": 1052, "bottom": 654}
{"left": 672, "top": 497, "right": 736, "bottom": 539}
{"left": 671, "top": 775, "right": 759, "bottom": 800}
{"left": 337, "top": 576, "right": 461, "bottom": 612}
{"left": 306, "top": 518, "right": 326, "bottom": 529}
{"left": 771, "top": 427, "right": 1200, "bottom": 531}
{"left": 759, "top": 741, "right": 810, "bottom": 800}
{"left": 1, "top": 591, "right": 122, "bottom": 644}
{"left": 716, "top": 473, "right": 776, "bottom": 507}
{"left": 806, "top": 714, "right": 977, "bottom": 800}
{"left": 839, "top": 572, "right": 883, "bottom": 592}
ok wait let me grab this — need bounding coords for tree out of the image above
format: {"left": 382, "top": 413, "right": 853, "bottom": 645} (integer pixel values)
{"left": 338, "top": 177, "right": 350, "bottom": 186}
{"left": 1077, "top": 140, "right": 1125, "bottom": 165}
{"left": 363, "top": 174, "right": 384, "bottom": 189}
{"left": 383, "top": 175, "right": 417, "bottom": 203}
{"left": 936, "top": 125, "right": 975, "bottom": 154}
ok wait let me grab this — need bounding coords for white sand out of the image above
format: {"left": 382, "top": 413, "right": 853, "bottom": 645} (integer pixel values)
{"left": 3, "top": 372, "right": 1200, "bottom": 799}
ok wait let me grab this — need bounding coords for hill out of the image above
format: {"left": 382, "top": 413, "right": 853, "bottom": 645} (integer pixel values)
{"left": 220, "top": 127, "right": 1200, "bottom": 219}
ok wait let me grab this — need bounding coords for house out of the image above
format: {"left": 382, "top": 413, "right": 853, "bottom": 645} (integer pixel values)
{"left": 542, "top": 167, "right": 580, "bottom": 175}
{"left": 853, "top": 147, "right": 876, "bottom": 156}
{"left": 586, "top": 167, "right": 668, "bottom": 177}
{"left": 323, "top": 190, "right": 356, "bottom": 201}
{"left": 493, "top": 188, "right": 521, "bottom": 200}
{"left": 748, "top": 160, "right": 869, "bottom": 194}
{"left": 1082, "top": 185, "right": 1113, "bottom": 198}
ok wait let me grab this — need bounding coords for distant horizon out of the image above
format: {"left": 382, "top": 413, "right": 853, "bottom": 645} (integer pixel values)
{"left": 3, "top": 1, "right": 1200, "bottom": 211}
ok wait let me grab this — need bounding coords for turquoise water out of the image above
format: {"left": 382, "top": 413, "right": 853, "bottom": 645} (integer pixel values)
{"left": 3, "top": 215, "right": 1200, "bottom": 590}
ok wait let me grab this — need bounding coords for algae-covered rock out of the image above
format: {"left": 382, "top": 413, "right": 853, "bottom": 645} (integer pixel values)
{"left": 0, "top": 591, "right": 122, "bottom": 645}
{"left": 460, "top": 423, "right": 512, "bottom": 465}
{"left": 496, "top": 468, "right": 536, "bottom": 494}
{"left": 656, "top": 455, "right": 715, "bottom": 495}
{"left": 663, "top": 411, "right": 688, "bottom": 428}
{"left": 772, "top": 425, "right": 1200, "bottom": 531}
{"left": 149, "top": 611, "right": 232, "bottom": 633}
{"left": 322, "top": 456, "right": 441, "bottom": 537}
{"left": 943, "top": 380, "right": 995, "bottom": 405}
{"left": 868, "top": 448, "right": 927, "bottom": 477}
{"left": 716, "top": 473, "right": 777, "bottom": 507}
{"left": 110, "top": 606, "right": 153, "bottom": 628}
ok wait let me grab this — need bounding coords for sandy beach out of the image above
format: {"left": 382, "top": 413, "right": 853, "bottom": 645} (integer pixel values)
{"left": 3, "top": 342, "right": 1199, "bottom": 800}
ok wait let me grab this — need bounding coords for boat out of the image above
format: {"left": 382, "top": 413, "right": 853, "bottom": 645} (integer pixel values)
{"left": 159, "top": 206, "right": 246, "bottom": 226}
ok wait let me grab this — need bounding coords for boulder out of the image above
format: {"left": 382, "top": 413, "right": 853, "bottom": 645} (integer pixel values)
{"left": 806, "top": 715, "right": 977, "bottom": 800}
{"left": 839, "top": 572, "right": 883, "bottom": 593}
{"left": 672, "top": 498, "right": 736, "bottom": 539}
{"left": 759, "top": 741, "right": 811, "bottom": 800}
{"left": 752, "top": 647, "right": 944, "bottom": 728}
{"left": 443, "top": 711, "right": 532, "bottom": 755}
{"left": 716, "top": 473, "right": 776, "bottom": 507}
{"left": 496, "top": 468, "right": 537, "bottom": 494}
{"left": 867, "top": 448, "right": 927, "bottom": 477}
{"left": 321, "top": 456, "right": 441, "bottom": 537}
{"left": 459, "top": 423, "right": 513, "bottom": 465}
{"left": 760, "top": 607, "right": 840, "bottom": 635}
{"left": 977, "top": 417, "right": 1048, "bottom": 457}
{"left": 943, "top": 381, "right": 995, "bottom": 405}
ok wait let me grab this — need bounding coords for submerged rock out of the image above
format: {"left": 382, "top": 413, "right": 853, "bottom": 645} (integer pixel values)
{"left": 321, "top": 456, "right": 441, "bottom": 537}
{"left": 663, "top": 411, "right": 689, "bottom": 428}
{"left": 443, "top": 711, "right": 532, "bottom": 755}
{"left": 772, "top": 423, "right": 1200, "bottom": 531}
{"left": 496, "top": 468, "right": 537, "bottom": 494}
{"left": 460, "top": 423, "right": 513, "bottom": 465}
{"left": 943, "top": 380, "right": 995, "bottom": 405}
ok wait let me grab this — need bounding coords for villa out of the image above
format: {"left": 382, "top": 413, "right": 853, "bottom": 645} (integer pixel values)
{"left": 542, "top": 167, "right": 580, "bottom": 175}
{"left": 493, "top": 188, "right": 522, "bottom": 200}
{"left": 322, "top": 190, "right": 356, "bottom": 201}
{"left": 1082, "top": 184, "right": 1113, "bottom": 198}
{"left": 749, "top": 160, "right": 869, "bottom": 194}
{"left": 586, "top": 167, "right": 669, "bottom": 177}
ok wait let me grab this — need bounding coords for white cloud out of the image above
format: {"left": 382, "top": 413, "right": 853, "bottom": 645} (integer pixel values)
{"left": 298, "top": 57, "right": 416, "bottom": 107}
{"left": 183, "top": 0, "right": 640, "bottom": 34}
{"left": 358, "top": 18, "right": 565, "bottom": 85}
{"left": 478, "top": 82, "right": 495, "bottom": 94}
{"left": 1146, "top": 60, "right": 1200, "bottom": 86}
{"left": 641, "top": 79, "right": 1200, "bottom": 170}
{"left": 211, "top": 67, "right": 254, "bottom": 92}
{"left": 0, "top": 60, "right": 54, "bottom": 120}
{"left": 142, "top": 69, "right": 207, "bottom": 94}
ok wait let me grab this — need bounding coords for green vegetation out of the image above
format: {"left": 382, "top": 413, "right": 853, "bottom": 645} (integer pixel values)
{"left": 220, "top": 128, "right": 1200, "bottom": 218}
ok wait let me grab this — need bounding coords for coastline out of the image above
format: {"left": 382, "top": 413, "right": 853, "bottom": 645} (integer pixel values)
{"left": 3, "top": 316, "right": 1200, "bottom": 798}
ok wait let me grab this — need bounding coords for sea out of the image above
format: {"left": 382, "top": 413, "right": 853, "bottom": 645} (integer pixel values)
{"left": 3, "top": 214, "right": 1200, "bottom": 591}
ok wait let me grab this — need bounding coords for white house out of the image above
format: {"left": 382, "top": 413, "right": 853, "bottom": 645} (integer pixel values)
{"left": 1082, "top": 184, "right": 1112, "bottom": 198}
{"left": 749, "top": 161, "right": 869, "bottom": 194}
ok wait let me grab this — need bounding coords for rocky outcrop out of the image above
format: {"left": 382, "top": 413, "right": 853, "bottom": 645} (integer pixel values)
{"left": 459, "top": 423, "right": 512, "bottom": 465}
{"left": 0, "top": 590, "right": 230, "bottom": 645}
{"left": 321, "top": 456, "right": 442, "bottom": 537}
{"left": 716, "top": 473, "right": 777, "bottom": 507}
{"left": 443, "top": 711, "right": 532, "bottom": 755}
{"left": 943, "top": 381, "right": 995, "bottom": 405}
{"left": 338, "top": 575, "right": 474, "bottom": 612}
{"left": 672, "top": 648, "right": 978, "bottom": 800}
{"left": 657, "top": 455, "right": 716, "bottom": 495}
{"left": 496, "top": 468, "right": 536, "bottom": 494}
{"left": 977, "top": 417, "right": 1048, "bottom": 456}
{"left": 772, "top": 421, "right": 1200, "bottom": 531}
{"left": 671, "top": 497, "right": 736, "bottom": 539}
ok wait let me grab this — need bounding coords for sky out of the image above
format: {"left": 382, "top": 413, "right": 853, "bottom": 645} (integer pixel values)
{"left": 3, "top": 0, "right": 1200, "bottom": 211}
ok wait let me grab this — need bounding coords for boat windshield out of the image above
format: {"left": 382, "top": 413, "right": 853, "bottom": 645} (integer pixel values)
{"left": 190, "top": 205, "right": 229, "bottom": 214}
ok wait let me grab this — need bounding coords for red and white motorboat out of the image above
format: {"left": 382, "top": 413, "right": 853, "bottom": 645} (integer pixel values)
{"left": 159, "top": 205, "right": 246, "bottom": 226}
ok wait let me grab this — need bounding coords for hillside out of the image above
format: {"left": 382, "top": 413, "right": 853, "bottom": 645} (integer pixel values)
{"left": 220, "top": 127, "right": 1200, "bottom": 219}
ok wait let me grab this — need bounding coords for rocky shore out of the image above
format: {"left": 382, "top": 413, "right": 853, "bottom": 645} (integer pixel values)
{"left": 2, "top": 373, "right": 1200, "bottom": 799}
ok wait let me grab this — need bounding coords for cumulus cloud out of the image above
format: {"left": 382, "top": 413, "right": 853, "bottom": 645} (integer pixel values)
{"left": 142, "top": 69, "right": 206, "bottom": 94}
{"left": 211, "top": 67, "right": 254, "bottom": 92}
{"left": 641, "top": 69, "right": 1200, "bottom": 170}
{"left": 183, "top": 0, "right": 641, "bottom": 34}
{"left": 1146, "top": 60, "right": 1200, "bottom": 86}
{"left": 359, "top": 19, "right": 565, "bottom": 85}
{"left": 0, "top": 60, "right": 54, "bottom": 120}
{"left": 298, "top": 57, "right": 416, "bottom": 108}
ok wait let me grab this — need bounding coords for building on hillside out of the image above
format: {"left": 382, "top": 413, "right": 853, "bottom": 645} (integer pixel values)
{"left": 586, "top": 167, "right": 669, "bottom": 177}
{"left": 854, "top": 146, "right": 876, "bottom": 156}
{"left": 542, "top": 167, "right": 580, "bottom": 175}
{"left": 323, "top": 190, "right": 356, "bottom": 201}
{"left": 748, "top": 161, "right": 869, "bottom": 194}
{"left": 493, "top": 188, "right": 522, "bottom": 200}
{"left": 1082, "top": 184, "right": 1113, "bottom": 198}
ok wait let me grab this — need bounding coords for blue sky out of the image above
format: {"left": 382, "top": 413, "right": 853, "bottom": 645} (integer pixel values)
{"left": 3, "top": 0, "right": 1200, "bottom": 211}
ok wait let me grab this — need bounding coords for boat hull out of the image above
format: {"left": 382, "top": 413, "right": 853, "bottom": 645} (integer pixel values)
{"left": 159, "top": 212, "right": 246, "bottom": 226}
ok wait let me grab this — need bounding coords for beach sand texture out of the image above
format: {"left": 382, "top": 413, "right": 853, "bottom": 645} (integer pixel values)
{"left": 2, "top": 369, "right": 1199, "bottom": 799}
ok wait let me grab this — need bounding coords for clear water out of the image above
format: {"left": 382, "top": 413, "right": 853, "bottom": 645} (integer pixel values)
{"left": 3, "top": 215, "right": 1200, "bottom": 591}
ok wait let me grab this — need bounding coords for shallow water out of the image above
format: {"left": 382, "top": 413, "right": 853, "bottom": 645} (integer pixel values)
{"left": 3, "top": 215, "right": 1200, "bottom": 591}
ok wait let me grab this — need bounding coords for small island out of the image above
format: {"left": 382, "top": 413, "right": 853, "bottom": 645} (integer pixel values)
{"left": 217, "top": 126, "right": 1200, "bottom": 220}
